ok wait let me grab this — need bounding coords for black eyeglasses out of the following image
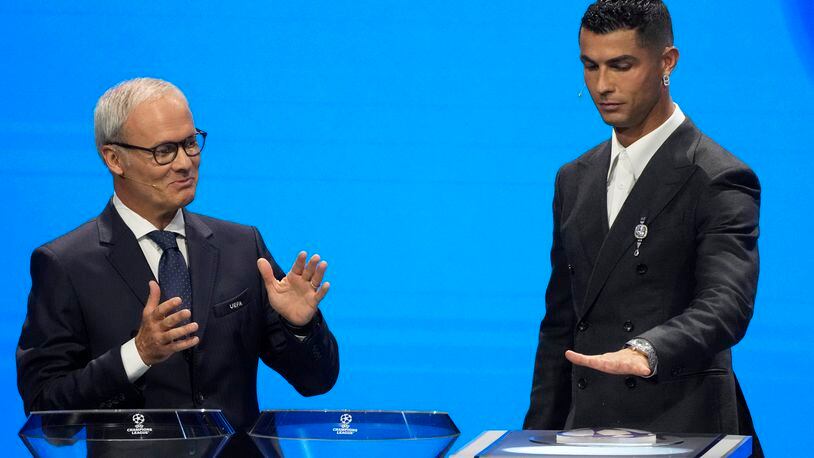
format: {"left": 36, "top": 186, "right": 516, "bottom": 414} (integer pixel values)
{"left": 108, "top": 128, "right": 207, "bottom": 165}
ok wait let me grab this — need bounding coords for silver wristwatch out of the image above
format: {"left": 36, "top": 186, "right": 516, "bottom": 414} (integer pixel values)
{"left": 625, "top": 338, "right": 658, "bottom": 377}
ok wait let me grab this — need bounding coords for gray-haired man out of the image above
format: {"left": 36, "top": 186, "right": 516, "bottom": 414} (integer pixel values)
{"left": 17, "top": 77, "right": 340, "bottom": 456}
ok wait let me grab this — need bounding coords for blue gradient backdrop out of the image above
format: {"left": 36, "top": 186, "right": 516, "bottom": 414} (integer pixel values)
{"left": 1, "top": 1, "right": 812, "bottom": 455}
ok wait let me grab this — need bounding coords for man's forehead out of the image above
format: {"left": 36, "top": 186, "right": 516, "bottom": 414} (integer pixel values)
{"left": 123, "top": 94, "right": 194, "bottom": 140}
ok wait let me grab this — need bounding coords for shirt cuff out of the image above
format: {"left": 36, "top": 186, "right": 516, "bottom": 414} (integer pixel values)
{"left": 625, "top": 338, "right": 658, "bottom": 378}
{"left": 120, "top": 338, "right": 151, "bottom": 382}
{"left": 281, "top": 312, "right": 321, "bottom": 341}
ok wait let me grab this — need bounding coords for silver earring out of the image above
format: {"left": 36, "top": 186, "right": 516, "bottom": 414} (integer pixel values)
{"left": 662, "top": 74, "right": 670, "bottom": 86}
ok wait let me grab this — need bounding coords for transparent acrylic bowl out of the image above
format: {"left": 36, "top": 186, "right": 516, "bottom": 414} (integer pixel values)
{"left": 19, "top": 409, "right": 234, "bottom": 457}
{"left": 249, "top": 410, "right": 460, "bottom": 457}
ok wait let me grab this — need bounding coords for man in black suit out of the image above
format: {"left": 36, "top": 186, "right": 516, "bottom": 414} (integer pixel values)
{"left": 524, "top": 1, "right": 762, "bottom": 455}
{"left": 17, "top": 77, "right": 339, "bottom": 456}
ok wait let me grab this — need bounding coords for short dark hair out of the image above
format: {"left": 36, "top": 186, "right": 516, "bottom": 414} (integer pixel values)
{"left": 580, "top": 0, "right": 674, "bottom": 50}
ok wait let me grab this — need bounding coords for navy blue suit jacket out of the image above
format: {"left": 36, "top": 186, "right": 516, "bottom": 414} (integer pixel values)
{"left": 17, "top": 201, "right": 339, "bottom": 448}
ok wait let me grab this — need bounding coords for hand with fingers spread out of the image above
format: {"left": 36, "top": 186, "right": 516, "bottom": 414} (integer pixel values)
{"left": 565, "top": 348, "right": 651, "bottom": 377}
{"left": 257, "top": 251, "right": 330, "bottom": 326}
{"left": 135, "top": 281, "right": 200, "bottom": 366}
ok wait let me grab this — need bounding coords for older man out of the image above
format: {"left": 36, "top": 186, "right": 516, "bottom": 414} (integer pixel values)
{"left": 17, "top": 77, "right": 339, "bottom": 455}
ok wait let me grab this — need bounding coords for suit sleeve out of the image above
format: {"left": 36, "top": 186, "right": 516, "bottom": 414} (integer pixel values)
{"left": 639, "top": 165, "right": 760, "bottom": 379}
{"left": 16, "top": 246, "right": 137, "bottom": 414}
{"left": 524, "top": 169, "right": 576, "bottom": 429}
{"left": 251, "top": 228, "right": 340, "bottom": 396}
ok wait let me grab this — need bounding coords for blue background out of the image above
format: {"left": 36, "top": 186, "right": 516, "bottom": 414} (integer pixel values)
{"left": 2, "top": 1, "right": 812, "bottom": 455}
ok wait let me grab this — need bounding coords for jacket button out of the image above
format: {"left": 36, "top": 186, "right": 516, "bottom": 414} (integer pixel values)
{"left": 623, "top": 321, "right": 634, "bottom": 332}
{"left": 568, "top": 264, "right": 575, "bottom": 275}
{"left": 671, "top": 367, "right": 683, "bottom": 377}
{"left": 195, "top": 393, "right": 205, "bottom": 405}
{"left": 577, "top": 378, "right": 587, "bottom": 389}
{"left": 636, "top": 264, "right": 648, "bottom": 275}
{"left": 577, "top": 321, "right": 589, "bottom": 332}
{"left": 625, "top": 377, "right": 637, "bottom": 389}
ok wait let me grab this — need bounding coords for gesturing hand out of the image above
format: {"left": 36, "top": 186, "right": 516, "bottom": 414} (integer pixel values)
{"left": 257, "top": 251, "right": 330, "bottom": 326}
{"left": 565, "top": 348, "right": 651, "bottom": 377}
{"left": 135, "top": 281, "right": 199, "bottom": 366}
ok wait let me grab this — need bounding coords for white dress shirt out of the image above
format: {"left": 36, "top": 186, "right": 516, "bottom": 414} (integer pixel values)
{"left": 112, "top": 194, "right": 188, "bottom": 382}
{"left": 606, "top": 104, "right": 686, "bottom": 226}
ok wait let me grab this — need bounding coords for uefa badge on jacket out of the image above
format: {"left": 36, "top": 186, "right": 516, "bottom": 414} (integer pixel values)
{"left": 633, "top": 217, "right": 648, "bottom": 257}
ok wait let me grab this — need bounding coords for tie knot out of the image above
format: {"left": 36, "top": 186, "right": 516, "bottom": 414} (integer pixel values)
{"left": 148, "top": 230, "right": 179, "bottom": 251}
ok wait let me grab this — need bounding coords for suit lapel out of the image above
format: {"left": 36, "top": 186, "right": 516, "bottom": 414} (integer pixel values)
{"left": 99, "top": 200, "right": 154, "bottom": 307}
{"left": 578, "top": 119, "right": 700, "bottom": 319}
{"left": 184, "top": 210, "right": 219, "bottom": 338}
{"left": 576, "top": 143, "right": 611, "bottom": 269}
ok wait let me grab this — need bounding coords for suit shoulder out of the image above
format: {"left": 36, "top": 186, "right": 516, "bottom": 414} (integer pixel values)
{"left": 191, "top": 213, "right": 255, "bottom": 232}
{"left": 691, "top": 133, "right": 756, "bottom": 181}
{"left": 579, "top": 139, "right": 611, "bottom": 161}
{"left": 186, "top": 212, "right": 262, "bottom": 244}
{"left": 38, "top": 217, "right": 100, "bottom": 259}
{"left": 556, "top": 139, "right": 609, "bottom": 181}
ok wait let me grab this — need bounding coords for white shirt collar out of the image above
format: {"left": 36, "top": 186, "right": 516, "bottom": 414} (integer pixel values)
{"left": 609, "top": 103, "right": 686, "bottom": 179}
{"left": 112, "top": 193, "right": 186, "bottom": 240}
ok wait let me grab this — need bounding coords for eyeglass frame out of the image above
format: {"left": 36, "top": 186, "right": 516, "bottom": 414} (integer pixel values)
{"left": 107, "top": 128, "right": 207, "bottom": 165}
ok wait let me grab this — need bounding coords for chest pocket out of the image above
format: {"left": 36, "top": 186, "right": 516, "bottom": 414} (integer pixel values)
{"left": 212, "top": 289, "right": 249, "bottom": 318}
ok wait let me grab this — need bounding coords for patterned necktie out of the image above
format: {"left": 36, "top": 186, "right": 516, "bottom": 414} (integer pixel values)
{"left": 147, "top": 230, "right": 192, "bottom": 324}
{"left": 607, "top": 149, "right": 636, "bottom": 227}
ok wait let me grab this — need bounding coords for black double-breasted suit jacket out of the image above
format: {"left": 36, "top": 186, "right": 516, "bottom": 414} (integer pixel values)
{"left": 17, "top": 201, "right": 340, "bottom": 454}
{"left": 524, "top": 119, "right": 760, "bottom": 442}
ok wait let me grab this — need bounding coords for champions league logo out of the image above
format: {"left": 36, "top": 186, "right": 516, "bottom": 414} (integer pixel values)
{"left": 332, "top": 413, "right": 358, "bottom": 436}
{"left": 127, "top": 413, "right": 153, "bottom": 436}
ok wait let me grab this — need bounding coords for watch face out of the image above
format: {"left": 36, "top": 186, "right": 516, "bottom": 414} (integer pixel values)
{"left": 629, "top": 344, "right": 646, "bottom": 357}
{"left": 626, "top": 341, "right": 656, "bottom": 373}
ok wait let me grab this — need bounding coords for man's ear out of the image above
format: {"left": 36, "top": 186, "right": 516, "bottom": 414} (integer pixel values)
{"left": 662, "top": 46, "right": 679, "bottom": 79}
{"left": 101, "top": 145, "right": 125, "bottom": 177}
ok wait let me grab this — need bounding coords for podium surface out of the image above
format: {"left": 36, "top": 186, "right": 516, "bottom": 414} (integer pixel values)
{"left": 452, "top": 430, "right": 752, "bottom": 457}
{"left": 249, "top": 409, "right": 460, "bottom": 457}
{"left": 19, "top": 409, "right": 233, "bottom": 457}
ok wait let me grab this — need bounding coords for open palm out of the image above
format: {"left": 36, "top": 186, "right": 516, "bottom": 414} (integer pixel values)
{"left": 257, "top": 251, "right": 330, "bottom": 326}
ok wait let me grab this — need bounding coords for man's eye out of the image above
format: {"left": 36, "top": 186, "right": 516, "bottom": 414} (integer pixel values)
{"left": 184, "top": 137, "right": 199, "bottom": 149}
{"left": 154, "top": 144, "right": 176, "bottom": 156}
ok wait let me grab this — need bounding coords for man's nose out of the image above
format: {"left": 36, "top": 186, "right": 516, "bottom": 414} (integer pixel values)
{"left": 597, "top": 67, "right": 614, "bottom": 95}
{"left": 171, "top": 145, "right": 194, "bottom": 169}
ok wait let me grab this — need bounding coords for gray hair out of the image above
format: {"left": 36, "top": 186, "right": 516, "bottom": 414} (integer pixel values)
{"left": 93, "top": 77, "right": 187, "bottom": 156}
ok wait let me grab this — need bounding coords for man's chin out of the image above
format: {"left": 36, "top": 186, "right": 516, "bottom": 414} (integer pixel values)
{"left": 176, "top": 190, "right": 197, "bottom": 209}
{"left": 180, "top": 195, "right": 196, "bottom": 208}
{"left": 599, "top": 112, "right": 631, "bottom": 128}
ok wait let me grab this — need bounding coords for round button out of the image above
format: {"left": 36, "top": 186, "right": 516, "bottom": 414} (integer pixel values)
{"left": 577, "top": 321, "right": 589, "bottom": 332}
{"left": 195, "top": 393, "right": 205, "bottom": 404}
{"left": 568, "top": 264, "right": 575, "bottom": 275}
{"left": 636, "top": 264, "right": 648, "bottom": 275}
{"left": 623, "top": 321, "right": 634, "bottom": 332}
{"left": 625, "top": 377, "right": 637, "bottom": 389}
{"left": 577, "top": 378, "right": 587, "bottom": 389}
